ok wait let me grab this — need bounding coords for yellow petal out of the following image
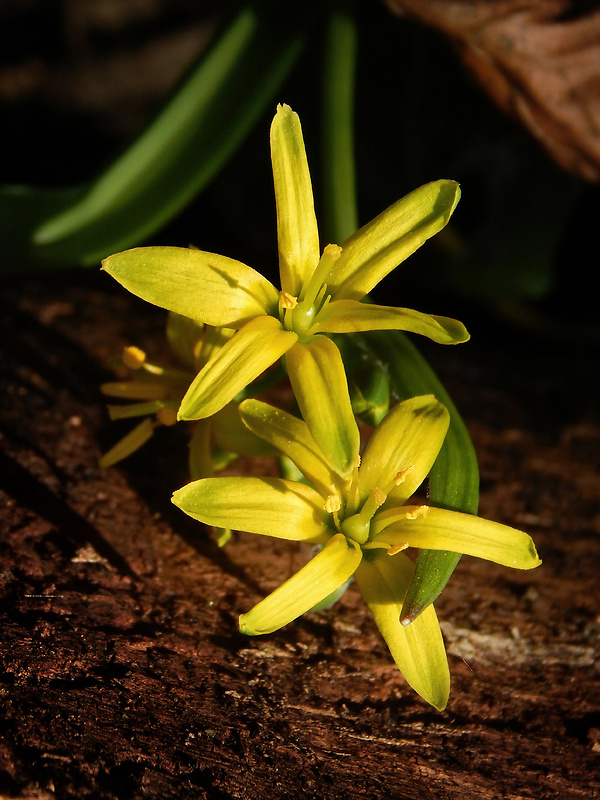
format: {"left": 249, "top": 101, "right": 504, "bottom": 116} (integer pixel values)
{"left": 373, "top": 506, "right": 542, "bottom": 570}
{"left": 329, "top": 180, "right": 461, "bottom": 301}
{"left": 355, "top": 553, "right": 450, "bottom": 710}
{"left": 285, "top": 337, "right": 360, "bottom": 478}
{"left": 314, "top": 299, "right": 470, "bottom": 344}
{"left": 107, "top": 400, "right": 169, "bottom": 420}
{"left": 102, "top": 246, "right": 279, "bottom": 328}
{"left": 99, "top": 418, "right": 155, "bottom": 468}
{"left": 239, "top": 534, "right": 362, "bottom": 635}
{"left": 239, "top": 399, "right": 344, "bottom": 498}
{"left": 359, "top": 395, "right": 449, "bottom": 506}
{"left": 210, "top": 401, "right": 277, "bottom": 458}
{"left": 270, "top": 104, "right": 320, "bottom": 296}
{"left": 178, "top": 316, "right": 297, "bottom": 420}
{"left": 172, "top": 476, "right": 331, "bottom": 544}
{"left": 165, "top": 312, "right": 204, "bottom": 370}
{"left": 100, "top": 381, "right": 169, "bottom": 400}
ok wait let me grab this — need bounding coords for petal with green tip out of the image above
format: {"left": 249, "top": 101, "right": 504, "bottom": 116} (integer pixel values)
{"left": 373, "top": 507, "right": 542, "bottom": 570}
{"left": 286, "top": 337, "right": 359, "bottom": 478}
{"left": 328, "top": 180, "right": 461, "bottom": 301}
{"left": 102, "top": 246, "right": 279, "bottom": 328}
{"left": 178, "top": 316, "right": 297, "bottom": 420}
{"left": 172, "top": 476, "right": 331, "bottom": 543}
{"left": 239, "top": 534, "right": 361, "bottom": 635}
{"left": 270, "top": 104, "right": 320, "bottom": 296}
{"left": 359, "top": 395, "right": 449, "bottom": 506}
{"left": 355, "top": 552, "right": 450, "bottom": 711}
{"left": 314, "top": 299, "right": 470, "bottom": 345}
{"left": 239, "top": 399, "right": 344, "bottom": 498}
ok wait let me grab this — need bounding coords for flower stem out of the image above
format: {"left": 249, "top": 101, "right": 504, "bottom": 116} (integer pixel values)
{"left": 321, "top": 0, "right": 359, "bottom": 245}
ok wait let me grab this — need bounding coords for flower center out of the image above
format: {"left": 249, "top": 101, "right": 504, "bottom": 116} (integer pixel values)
{"left": 280, "top": 244, "right": 342, "bottom": 339}
{"left": 339, "top": 487, "right": 387, "bottom": 545}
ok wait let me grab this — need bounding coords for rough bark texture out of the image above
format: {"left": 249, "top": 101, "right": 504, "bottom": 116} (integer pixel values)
{"left": 385, "top": 0, "right": 600, "bottom": 182}
{"left": 2, "top": 2, "right": 600, "bottom": 797}
{"left": 1, "top": 274, "right": 599, "bottom": 799}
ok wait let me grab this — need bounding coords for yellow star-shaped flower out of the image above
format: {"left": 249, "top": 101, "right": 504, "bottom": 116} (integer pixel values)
{"left": 172, "top": 392, "right": 540, "bottom": 710}
{"left": 103, "top": 104, "right": 469, "bottom": 475}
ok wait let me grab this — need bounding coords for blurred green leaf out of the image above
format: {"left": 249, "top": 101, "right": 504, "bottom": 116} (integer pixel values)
{"left": 0, "top": 3, "right": 310, "bottom": 274}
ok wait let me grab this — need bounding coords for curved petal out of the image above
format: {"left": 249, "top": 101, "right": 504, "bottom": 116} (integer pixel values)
{"left": 178, "top": 316, "right": 297, "bottom": 420}
{"left": 210, "top": 401, "right": 276, "bottom": 458}
{"left": 373, "top": 507, "right": 542, "bottom": 570}
{"left": 172, "top": 476, "right": 331, "bottom": 543}
{"left": 286, "top": 337, "right": 360, "bottom": 478}
{"left": 328, "top": 180, "right": 461, "bottom": 301}
{"left": 239, "top": 399, "right": 344, "bottom": 498}
{"left": 358, "top": 395, "right": 449, "bottom": 506}
{"left": 102, "top": 246, "right": 279, "bottom": 328}
{"left": 355, "top": 552, "right": 450, "bottom": 711}
{"left": 270, "top": 104, "right": 320, "bottom": 296}
{"left": 314, "top": 299, "right": 470, "bottom": 345}
{"left": 239, "top": 534, "right": 362, "bottom": 635}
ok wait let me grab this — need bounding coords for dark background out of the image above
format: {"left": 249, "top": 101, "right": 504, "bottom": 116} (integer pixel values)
{"left": 1, "top": 2, "right": 599, "bottom": 798}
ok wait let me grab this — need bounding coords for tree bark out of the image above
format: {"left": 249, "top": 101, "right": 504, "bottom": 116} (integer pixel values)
{"left": 1, "top": 274, "right": 599, "bottom": 799}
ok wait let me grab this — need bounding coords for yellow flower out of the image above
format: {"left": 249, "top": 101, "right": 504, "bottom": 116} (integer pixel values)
{"left": 99, "top": 313, "right": 274, "bottom": 545}
{"left": 172, "top": 393, "right": 540, "bottom": 710}
{"left": 102, "top": 104, "right": 469, "bottom": 475}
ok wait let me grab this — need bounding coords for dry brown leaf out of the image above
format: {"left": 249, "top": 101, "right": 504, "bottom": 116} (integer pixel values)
{"left": 385, "top": 0, "right": 600, "bottom": 181}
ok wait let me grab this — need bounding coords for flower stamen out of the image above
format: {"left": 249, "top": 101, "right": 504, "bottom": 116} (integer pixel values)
{"left": 122, "top": 345, "right": 146, "bottom": 370}
{"left": 279, "top": 291, "right": 298, "bottom": 310}
{"left": 406, "top": 504, "right": 430, "bottom": 520}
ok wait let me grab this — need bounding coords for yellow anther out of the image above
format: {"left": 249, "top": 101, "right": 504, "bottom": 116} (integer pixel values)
{"left": 122, "top": 346, "right": 146, "bottom": 370}
{"left": 406, "top": 505, "right": 430, "bottom": 521}
{"left": 370, "top": 487, "right": 387, "bottom": 507}
{"left": 323, "top": 243, "right": 342, "bottom": 261}
{"left": 279, "top": 291, "right": 298, "bottom": 309}
{"left": 156, "top": 407, "right": 178, "bottom": 426}
{"left": 355, "top": 454, "right": 362, "bottom": 469}
{"left": 324, "top": 494, "right": 342, "bottom": 514}
{"left": 387, "top": 542, "right": 409, "bottom": 556}
{"left": 394, "top": 465, "right": 415, "bottom": 485}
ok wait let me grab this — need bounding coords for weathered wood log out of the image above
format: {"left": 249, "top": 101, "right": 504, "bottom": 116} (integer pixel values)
{"left": 1, "top": 275, "right": 598, "bottom": 799}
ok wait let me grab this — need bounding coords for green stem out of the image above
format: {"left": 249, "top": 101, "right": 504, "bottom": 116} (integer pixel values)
{"left": 321, "top": 0, "right": 358, "bottom": 245}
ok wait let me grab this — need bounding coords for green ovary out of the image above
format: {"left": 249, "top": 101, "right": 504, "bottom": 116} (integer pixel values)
{"left": 340, "top": 513, "right": 370, "bottom": 545}
{"left": 290, "top": 302, "right": 316, "bottom": 338}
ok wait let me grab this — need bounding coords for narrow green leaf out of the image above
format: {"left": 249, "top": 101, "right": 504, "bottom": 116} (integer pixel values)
{"left": 351, "top": 330, "right": 480, "bottom": 621}
{"left": 0, "top": 5, "right": 308, "bottom": 273}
